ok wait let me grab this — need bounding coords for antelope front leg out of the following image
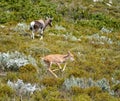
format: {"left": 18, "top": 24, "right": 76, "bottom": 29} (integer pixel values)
{"left": 40, "top": 29, "right": 43, "bottom": 40}
{"left": 57, "top": 63, "right": 62, "bottom": 70}
{"left": 62, "top": 63, "right": 67, "bottom": 72}
{"left": 53, "top": 63, "right": 63, "bottom": 72}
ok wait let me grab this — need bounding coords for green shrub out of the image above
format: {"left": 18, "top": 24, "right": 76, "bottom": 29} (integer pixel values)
{"left": 0, "top": 0, "right": 58, "bottom": 23}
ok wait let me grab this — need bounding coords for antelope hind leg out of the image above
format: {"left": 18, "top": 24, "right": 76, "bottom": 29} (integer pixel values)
{"left": 48, "top": 68, "right": 58, "bottom": 78}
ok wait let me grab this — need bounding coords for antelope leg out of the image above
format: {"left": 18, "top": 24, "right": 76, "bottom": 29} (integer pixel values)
{"left": 62, "top": 63, "right": 67, "bottom": 72}
{"left": 57, "top": 63, "right": 62, "bottom": 70}
{"left": 52, "top": 69, "right": 60, "bottom": 72}
{"left": 48, "top": 68, "right": 58, "bottom": 78}
{"left": 40, "top": 29, "right": 43, "bottom": 40}
{"left": 31, "top": 31, "right": 34, "bottom": 39}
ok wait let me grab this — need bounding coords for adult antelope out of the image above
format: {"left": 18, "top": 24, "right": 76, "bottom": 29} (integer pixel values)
{"left": 42, "top": 51, "right": 74, "bottom": 78}
{"left": 30, "top": 17, "right": 53, "bottom": 40}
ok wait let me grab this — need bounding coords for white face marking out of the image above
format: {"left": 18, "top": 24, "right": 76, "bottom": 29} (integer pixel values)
{"left": 70, "top": 57, "right": 74, "bottom": 61}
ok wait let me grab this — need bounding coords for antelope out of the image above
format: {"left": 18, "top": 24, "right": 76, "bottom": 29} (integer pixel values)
{"left": 42, "top": 51, "right": 74, "bottom": 78}
{"left": 30, "top": 17, "right": 53, "bottom": 40}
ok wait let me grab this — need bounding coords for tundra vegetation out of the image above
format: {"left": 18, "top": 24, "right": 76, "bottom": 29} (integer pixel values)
{"left": 0, "top": 0, "right": 120, "bottom": 101}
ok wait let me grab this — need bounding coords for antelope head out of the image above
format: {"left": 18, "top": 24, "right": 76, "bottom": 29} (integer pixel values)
{"left": 67, "top": 51, "right": 75, "bottom": 61}
{"left": 46, "top": 17, "right": 53, "bottom": 27}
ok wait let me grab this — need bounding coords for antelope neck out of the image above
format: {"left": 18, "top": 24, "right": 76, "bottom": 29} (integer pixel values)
{"left": 43, "top": 20, "right": 49, "bottom": 31}
{"left": 63, "top": 54, "right": 69, "bottom": 59}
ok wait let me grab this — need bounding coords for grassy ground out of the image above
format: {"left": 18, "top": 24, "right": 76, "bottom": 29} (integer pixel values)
{"left": 0, "top": 0, "right": 120, "bottom": 100}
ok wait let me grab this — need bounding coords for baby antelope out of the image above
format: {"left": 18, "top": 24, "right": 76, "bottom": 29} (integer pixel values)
{"left": 43, "top": 51, "right": 74, "bottom": 78}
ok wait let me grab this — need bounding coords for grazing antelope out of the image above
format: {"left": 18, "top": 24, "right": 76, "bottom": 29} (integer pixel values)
{"left": 30, "top": 17, "right": 53, "bottom": 40}
{"left": 43, "top": 51, "right": 74, "bottom": 78}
